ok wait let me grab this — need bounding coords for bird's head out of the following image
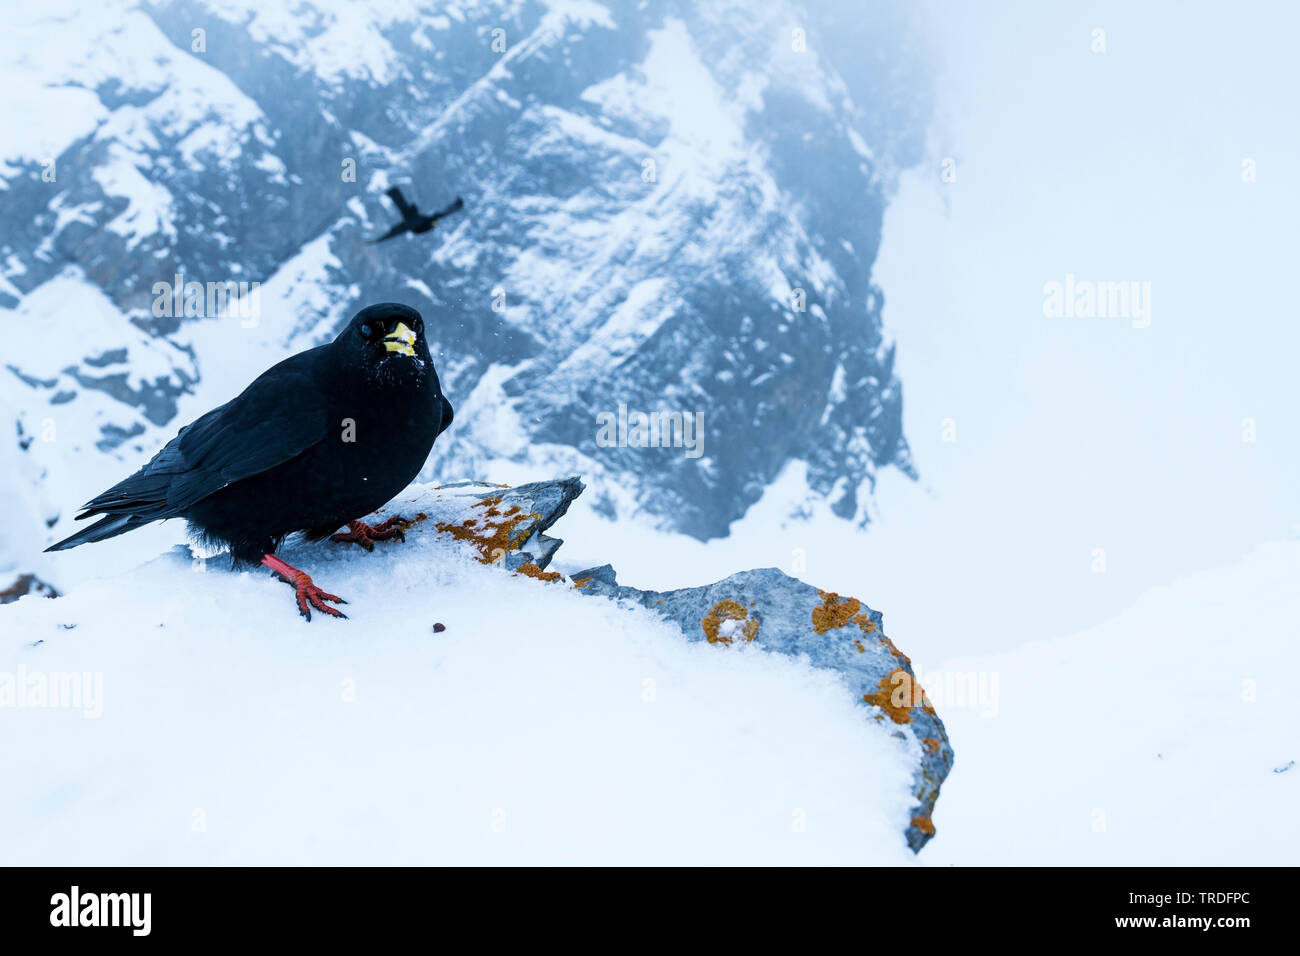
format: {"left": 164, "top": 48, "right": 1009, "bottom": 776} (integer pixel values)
{"left": 338, "top": 302, "right": 432, "bottom": 381}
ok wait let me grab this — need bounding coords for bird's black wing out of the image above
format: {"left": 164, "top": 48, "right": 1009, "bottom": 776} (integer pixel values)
{"left": 430, "top": 196, "right": 464, "bottom": 221}
{"left": 78, "top": 356, "right": 332, "bottom": 521}
{"left": 385, "top": 186, "right": 420, "bottom": 224}
{"left": 369, "top": 221, "right": 410, "bottom": 243}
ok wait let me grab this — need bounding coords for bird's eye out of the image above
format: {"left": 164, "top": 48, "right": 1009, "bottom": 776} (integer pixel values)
{"left": 359, "top": 323, "right": 373, "bottom": 339}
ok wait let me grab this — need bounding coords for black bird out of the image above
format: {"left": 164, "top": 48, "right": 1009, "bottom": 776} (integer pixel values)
{"left": 370, "top": 187, "right": 464, "bottom": 243}
{"left": 46, "top": 303, "right": 454, "bottom": 620}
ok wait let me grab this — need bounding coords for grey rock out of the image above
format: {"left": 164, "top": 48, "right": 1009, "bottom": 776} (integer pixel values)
{"left": 570, "top": 564, "right": 618, "bottom": 587}
{"left": 427, "top": 477, "right": 585, "bottom": 571}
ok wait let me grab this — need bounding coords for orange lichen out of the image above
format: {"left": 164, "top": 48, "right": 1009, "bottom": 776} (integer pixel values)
{"left": 701, "top": 600, "right": 760, "bottom": 644}
{"left": 910, "top": 815, "right": 935, "bottom": 837}
{"left": 571, "top": 577, "right": 592, "bottom": 590}
{"left": 514, "top": 562, "right": 562, "bottom": 583}
{"left": 433, "top": 497, "right": 541, "bottom": 564}
{"left": 812, "top": 590, "right": 860, "bottom": 634}
{"left": 921, "top": 737, "right": 941, "bottom": 754}
{"left": 853, "top": 640, "right": 865, "bottom": 653}
{"left": 862, "top": 668, "right": 918, "bottom": 724}
{"left": 812, "top": 590, "right": 878, "bottom": 636}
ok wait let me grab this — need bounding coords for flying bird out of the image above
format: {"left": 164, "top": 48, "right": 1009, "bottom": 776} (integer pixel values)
{"left": 370, "top": 187, "right": 464, "bottom": 243}
{"left": 47, "top": 303, "right": 454, "bottom": 621}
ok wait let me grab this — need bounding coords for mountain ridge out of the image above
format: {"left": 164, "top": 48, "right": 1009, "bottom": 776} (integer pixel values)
{"left": 0, "top": 0, "right": 932, "bottom": 585}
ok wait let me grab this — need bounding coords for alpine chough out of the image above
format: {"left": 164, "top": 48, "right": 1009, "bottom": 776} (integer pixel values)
{"left": 370, "top": 187, "right": 464, "bottom": 243}
{"left": 46, "top": 302, "right": 454, "bottom": 620}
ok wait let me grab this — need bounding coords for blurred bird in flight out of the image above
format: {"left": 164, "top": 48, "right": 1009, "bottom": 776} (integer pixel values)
{"left": 370, "top": 187, "right": 464, "bottom": 243}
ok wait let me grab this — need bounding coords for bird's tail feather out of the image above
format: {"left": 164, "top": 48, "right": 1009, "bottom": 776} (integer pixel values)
{"left": 45, "top": 513, "right": 156, "bottom": 552}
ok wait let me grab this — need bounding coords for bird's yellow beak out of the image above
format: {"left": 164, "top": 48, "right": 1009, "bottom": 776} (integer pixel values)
{"left": 383, "top": 322, "right": 416, "bottom": 356}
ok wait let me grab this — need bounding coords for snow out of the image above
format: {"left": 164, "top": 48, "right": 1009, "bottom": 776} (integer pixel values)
{"left": 0, "top": 1, "right": 268, "bottom": 175}
{"left": 199, "top": 0, "right": 420, "bottom": 83}
{"left": 924, "top": 539, "right": 1300, "bottom": 866}
{"left": 0, "top": 84, "right": 105, "bottom": 168}
{"left": 13, "top": 461, "right": 1292, "bottom": 865}
{"left": 426, "top": 361, "right": 534, "bottom": 480}
{"left": 0, "top": 270, "right": 197, "bottom": 585}
{"left": 0, "top": 424, "right": 49, "bottom": 580}
{"left": 0, "top": 483, "right": 919, "bottom": 866}
{"left": 580, "top": 18, "right": 750, "bottom": 195}
{"left": 197, "top": 0, "right": 616, "bottom": 86}
{"left": 545, "top": 480, "right": 1300, "bottom": 865}
{"left": 92, "top": 149, "right": 177, "bottom": 246}
{"left": 864, "top": 0, "right": 1300, "bottom": 660}
{"left": 0, "top": 1, "right": 116, "bottom": 166}
{"left": 549, "top": 277, "right": 674, "bottom": 378}
{"left": 621, "top": 19, "right": 745, "bottom": 155}
{"left": 2, "top": 270, "right": 181, "bottom": 388}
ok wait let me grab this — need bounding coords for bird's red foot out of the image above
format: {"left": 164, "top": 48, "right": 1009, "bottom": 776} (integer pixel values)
{"left": 331, "top": 516, "right": 410, "bottom": 551}
{"left": 261, "top": 553, "right": 348, "bottom": 621}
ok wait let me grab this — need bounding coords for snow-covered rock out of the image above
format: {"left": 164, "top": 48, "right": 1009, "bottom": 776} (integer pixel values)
{"left": 430, "top": 476, "right": 954, "bottom": 850}
{"left": 571, "top": 565, "right": 952, "bottom": 850}
{"left": 0, "top": 476, "right": 944, "bottom": 864}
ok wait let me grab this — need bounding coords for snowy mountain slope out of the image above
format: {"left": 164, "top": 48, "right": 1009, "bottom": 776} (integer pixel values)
{"left": 0, "top": 479, "right": 924, "bottom": 866}
{"left": 0, "top": 0, "right": 932, "bottom": 587}
{"left": 922, "top": 539, "right": 1300, "bottom": 866}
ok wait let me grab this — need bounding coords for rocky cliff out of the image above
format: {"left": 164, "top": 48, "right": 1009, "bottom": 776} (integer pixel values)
{"left": 1, "top": 0, "right": 930, "bottom": 587}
